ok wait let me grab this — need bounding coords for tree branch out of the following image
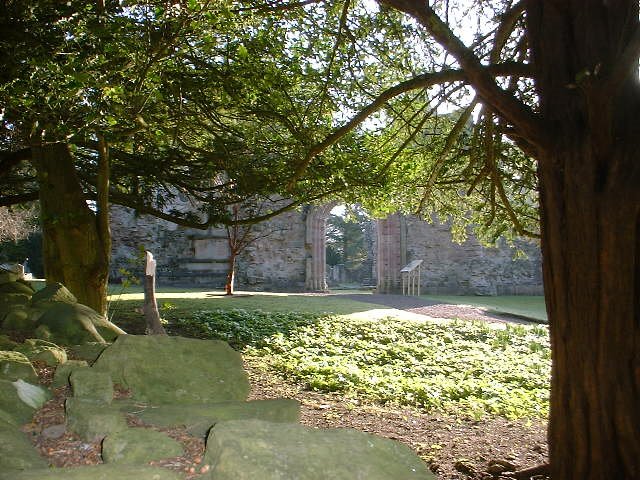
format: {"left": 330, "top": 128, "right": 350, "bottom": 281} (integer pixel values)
{"left": 0, "top": 191, "right": 39, "bottom": 207}
{"left": 288, "top": 61, "right": 531, "bottom": 186}
{"left": 378, "top": 0, "right": 548, "bottom": 150}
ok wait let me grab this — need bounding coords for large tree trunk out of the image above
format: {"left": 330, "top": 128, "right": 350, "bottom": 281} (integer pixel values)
{"left": 31, "top": 143, "right": 110, "bottom": 314}
{"left": 527, "top": 3, "right": 640, "bottom": 478}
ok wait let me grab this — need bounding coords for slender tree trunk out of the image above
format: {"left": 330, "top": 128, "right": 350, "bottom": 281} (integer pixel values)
{"left": 31, "top": 143, "right": 110, "bottom": 314}
{"left": 225, "top": 251, "right": 236, "bottom": 295}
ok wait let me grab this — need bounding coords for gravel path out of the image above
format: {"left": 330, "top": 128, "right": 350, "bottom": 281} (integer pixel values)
{"left": 338, "top": 293, "right": 537, "bottom": 325}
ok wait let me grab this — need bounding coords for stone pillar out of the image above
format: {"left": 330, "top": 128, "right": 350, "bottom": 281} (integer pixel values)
{"left": 376, "top": 214, "right": 405, "bottom": 293}
{"left": 304, "top": 203, "right": 336, "bottom": 291}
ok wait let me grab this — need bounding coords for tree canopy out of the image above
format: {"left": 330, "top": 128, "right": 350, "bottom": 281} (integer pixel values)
{"left": 2, "top": 2, "right": 639, "bottom": 477}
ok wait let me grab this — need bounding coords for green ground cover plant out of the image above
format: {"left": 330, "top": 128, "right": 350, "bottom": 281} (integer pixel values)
{"left": 173, "top": 309, "right": 551, "bottom": 420}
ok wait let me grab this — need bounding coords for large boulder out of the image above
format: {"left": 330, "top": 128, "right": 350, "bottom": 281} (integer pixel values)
{"left": 0, "top": 422, "right": 48, "bottom": 471}
{"left": 101, "top": 428, "right": 184, "bottom": 464}
{"left": 134, "top": 399, "right": 300, "bottom": 438}
{"left": 67, "top": 343, "right": 109, "bottom": 364}
{"left": 0, "top": 351, "right": 38, "bottom": 383}
{"left": 93, "top": 335, "right": 249, "bottom": 404}
{"left": 203, "top": 420, "right": 435, "bottom": 480}
{"left": 0, "top": 465, "right": 185, "bottom": 480}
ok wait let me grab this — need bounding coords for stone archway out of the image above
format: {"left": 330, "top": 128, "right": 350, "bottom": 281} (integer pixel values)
{"left": 304, "top": 203, "right": 337, "bottom": 291}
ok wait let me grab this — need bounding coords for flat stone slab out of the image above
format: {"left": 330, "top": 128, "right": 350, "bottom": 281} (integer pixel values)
{"left": 52, "top": 360, "right": 89, "bottom": 388}
{"left": 0, "top": 351, "right": 38, "bottom": 383}
{"left": 204, "top": 419, "right": 435, "bottom": 480}
{"left": 68, "top": 343, "right": 108, "bottom": 364}
{"left": 102, "top": 428, "right": 184, "bottom": 464}
{"left": 0, "top": 465, "right": 185, "bottom": 480}
{"left": 134, "top": 399, "right": 300, "bottom": 437}
{"left": 70, "top": 369, "right": 113, "bottom": 403}
{"left": 0, "top": 423, "right": 48, "bottom": 471}
{"left": 65, "top": 398, "right": 127, "bottom": 441}
{"left": 93, "top": 335, "right": 249, "bottom": 404}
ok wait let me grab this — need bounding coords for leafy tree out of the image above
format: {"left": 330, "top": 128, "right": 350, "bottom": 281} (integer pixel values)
{"left": 281, "top": 1, "right": 638, "bottom": 477}
{"left": 0, "top": 1, "right": 380, "bottom": 312}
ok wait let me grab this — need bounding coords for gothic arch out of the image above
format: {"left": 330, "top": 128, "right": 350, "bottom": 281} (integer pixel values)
{"left": 304, "top": 202, "right": 337, "bottom": 291}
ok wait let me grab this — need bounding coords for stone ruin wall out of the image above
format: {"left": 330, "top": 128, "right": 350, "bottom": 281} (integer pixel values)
{"left": 110, "top": 205, "right": 308, "bottom": 291}
{"left": 403, "top": 217, "right": 543, "bottom": 295}
{"left": 110, "top": 205, "right": 543, "bottom": 296}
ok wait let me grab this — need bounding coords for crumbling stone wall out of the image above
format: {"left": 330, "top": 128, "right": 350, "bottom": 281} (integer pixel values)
{"left": 404, "top": 217, "right": 543, "bottom": 295}
{"left": 110, "top": 205, "right": 543, "bottom": 295}
{"left": 110, "top": 206, "right": 308, "bottom": 291}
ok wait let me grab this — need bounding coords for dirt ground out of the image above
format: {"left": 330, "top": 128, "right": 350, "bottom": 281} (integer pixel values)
{"left": 23, "top": 296, "right": 549, "bottom": 479}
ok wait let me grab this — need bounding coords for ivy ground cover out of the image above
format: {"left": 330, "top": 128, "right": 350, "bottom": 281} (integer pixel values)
{"left": 175, "top": 310, "right": 551, "bottom": 420}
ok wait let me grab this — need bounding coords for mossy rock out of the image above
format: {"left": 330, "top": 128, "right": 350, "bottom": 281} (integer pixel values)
{"left": 65, "top": 398, "right": 127, "bottom": 441}
{"left": 0, "top": 282, "right": 34, "bottom": 296}
{"left": 0, "top": 335, "right": 18, "bottom": 351}
{"left": 68, "top": 343, "right": 109, "bottom": 364}
{"left": 0, "top": 271, "right": 20, "bottom": 285}
{"left": 70, "top": 369, "right": 113, "bottom": 403}
{"left": 0, "top": 465, "right": 185, "bottom": 480}
{"left": 0, "top": 293, "right": 30, "bottom": 321}
{"left": 52, "top": 360, "right": 89, "bottom": 388}
{"left": 1, "top": 306, "right": 35, "bottom": 332}
{"left": 93, "top": 335, "right": 249, "bottom": 405}
{"left": 14, "top": 339, "right": 67, "bottom": 366}
{"left": 102, "top": 428, "right": 184, "bottom": 464}
{"left": 0, "top": 351, "right": 38, "bottom": 383}
{"left": 135, "top": 399, "right": 300, "bottom": 438}
{"left": 0, "top": 380, "right": 41, "bottom": 425}
{"left": 204, "top": 420, "right": 435, "bottom": 480}
{"left": 36, "top": 302, "right": 124, "bottom": 345}
{"left": 31, "top": 283, "right": 77, "bottom": 305}
{"left": 0, "top": 423, "right": 48, "bottom": 471}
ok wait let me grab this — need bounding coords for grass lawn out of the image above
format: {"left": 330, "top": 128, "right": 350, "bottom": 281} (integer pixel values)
{"left": 107, "top": 287, "right": 387, "bottom": 317}
{"left": 422, "top": 295, "right": 547, "bottom": 322}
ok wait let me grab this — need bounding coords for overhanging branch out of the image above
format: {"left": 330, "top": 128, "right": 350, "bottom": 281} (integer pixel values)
{"left": 378, "top": 0, "right": 548, "bottom": 151}
{"left": 288, "top": 61, "right": 531, "bottom": 186}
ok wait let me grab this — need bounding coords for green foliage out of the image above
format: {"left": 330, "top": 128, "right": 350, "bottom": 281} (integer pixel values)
{"left": 172, "top": 308, "right": 329, "bottom": 350}
{"left": 177, "top": 307, "right": 550, "bottom": 420}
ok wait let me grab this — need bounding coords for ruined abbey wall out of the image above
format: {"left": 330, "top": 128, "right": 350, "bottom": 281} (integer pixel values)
{"left": 110, "top": 205, "right": 543, "bottom": 296}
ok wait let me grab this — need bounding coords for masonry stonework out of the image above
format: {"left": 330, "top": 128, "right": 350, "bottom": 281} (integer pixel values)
{"left": 110, "top": 205, "right": 543, "bottom": 295}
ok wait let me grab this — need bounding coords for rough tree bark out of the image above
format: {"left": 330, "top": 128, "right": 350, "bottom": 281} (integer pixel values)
{"left": 527, "top": 3, "right": 640, "bottom": 478}
{"left": 377, "top": 1, "right": 640, "bottom": 478}
{"left": 30, "top": 143, "right": 110, "bottom": 314}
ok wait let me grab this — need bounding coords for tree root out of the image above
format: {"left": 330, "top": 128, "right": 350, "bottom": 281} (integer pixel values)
{"left": 501, "top": 463, "right": 550, "bottom": 479}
